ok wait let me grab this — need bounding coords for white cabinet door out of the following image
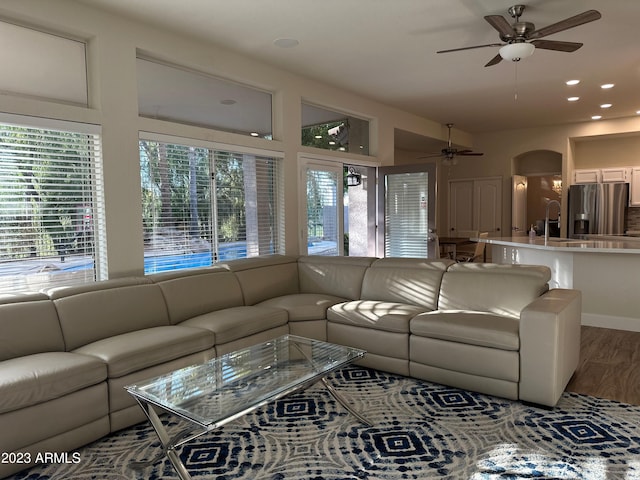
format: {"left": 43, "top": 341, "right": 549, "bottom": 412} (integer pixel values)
{"left": 448, "top": 180, "right": 474, "bottom": 236}
{"left": 573, "top": 169, "right": 600, "bottom": 184}
{"left": 601, "top": 167, "right": 629, "bottom": 183}
{"left": 475, "top": 178, "right": 502, "bottom": 235}
{"left": 631, "top": 168, "right": 640, "bottom": 206}
{"left": 448, "top": 177, "right": 502, "bottom": 236}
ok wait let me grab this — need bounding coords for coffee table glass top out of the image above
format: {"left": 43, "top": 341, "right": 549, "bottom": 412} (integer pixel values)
{"left": 125, "top": 335, "right": 365, "bottom": 428}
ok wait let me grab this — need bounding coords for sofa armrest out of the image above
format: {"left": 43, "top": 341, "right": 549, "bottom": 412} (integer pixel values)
{"left": 519, "top": 288, "right": 582, "bottom": 407}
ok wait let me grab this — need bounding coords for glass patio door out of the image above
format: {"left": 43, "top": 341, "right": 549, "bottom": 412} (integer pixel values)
{"left": 378, "top": 163, "right": 438, "bottom": 258}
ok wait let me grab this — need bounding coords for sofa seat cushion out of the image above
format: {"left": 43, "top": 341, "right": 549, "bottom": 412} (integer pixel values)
{"left": 73, "top": 326, "right": 214, "bottom": 378}
{"left": 179, "top": 306, "right": 288, "bottom": 345}
{"left": 0, "top": 352, "right": 107, "bottom": 414}
{"left": 258, "top": 293, "right": 347, "bottom": 321}
{"left": 411, "top": 310, "right": 520, "bottom": 350}
{"left": 327, "top": 300, "right": 427, "bottom": 333}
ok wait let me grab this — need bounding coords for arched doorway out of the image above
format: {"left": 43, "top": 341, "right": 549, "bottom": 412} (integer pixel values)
{"left": 512, "top": 150, "right": 562, "bottom": 236}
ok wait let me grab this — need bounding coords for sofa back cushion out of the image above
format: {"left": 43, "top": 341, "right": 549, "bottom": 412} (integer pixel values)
{"left": 223, "top": 255, "right": 300, "bottom": 305}
{"left": 49, "top": 277, "right": 170, "bottom": 351}
{"left": 299, "top": 256, "right": 376, "bottom": 300}
{"left": 149, "top": 267, "right": 244, "bottom": 324}
{"left": 0, "top": 294, "right": 65, "bottom": 361}
{"left": 361, "top": 258, "right": 453, "bottom": 309}
{"left": 439, "top": 263, "right": 551, "bottom": 319}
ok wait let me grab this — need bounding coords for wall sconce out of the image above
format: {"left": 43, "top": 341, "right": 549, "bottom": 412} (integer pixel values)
{"left": 346, "top": 167, "right": 361, "bottom": 187}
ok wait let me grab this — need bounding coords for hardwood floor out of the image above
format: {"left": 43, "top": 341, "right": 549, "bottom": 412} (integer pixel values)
{"left": 565, "top": 326, "right": 640, "bottom": 405}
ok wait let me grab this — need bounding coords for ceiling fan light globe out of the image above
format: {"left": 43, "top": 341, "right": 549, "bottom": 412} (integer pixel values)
{"left": 499, "top": 42, "right": 535, "bottom": 61}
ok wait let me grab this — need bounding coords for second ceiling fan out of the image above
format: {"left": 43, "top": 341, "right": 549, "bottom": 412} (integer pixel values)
{"left": 420, "top": 123, "right": 483, "bottom": 165}
{"left": 437, "top": 4, "right": 601, "bottom": 67}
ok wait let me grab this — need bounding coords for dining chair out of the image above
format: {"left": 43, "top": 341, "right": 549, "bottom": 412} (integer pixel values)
{"left": 456, "top": 232, "right": 488, "bottom": 262}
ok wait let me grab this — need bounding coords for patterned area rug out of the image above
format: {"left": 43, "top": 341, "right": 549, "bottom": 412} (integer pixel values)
{"left": 9, "top": 367, "right": 640, "bottom": 479}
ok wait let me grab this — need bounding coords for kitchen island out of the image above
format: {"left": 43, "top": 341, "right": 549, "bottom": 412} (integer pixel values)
{"left": 477, "top": 235, "right": 640, "bottom": 332}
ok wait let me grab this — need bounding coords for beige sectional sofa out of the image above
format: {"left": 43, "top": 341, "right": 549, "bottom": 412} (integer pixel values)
{"left": 0, "top": 254, "right": 582, "bottom": 478}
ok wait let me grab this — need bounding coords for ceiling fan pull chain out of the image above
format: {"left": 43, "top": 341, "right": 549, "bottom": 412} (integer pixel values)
{"left": 514, "top": 62, "right": 519, "bottom": 101}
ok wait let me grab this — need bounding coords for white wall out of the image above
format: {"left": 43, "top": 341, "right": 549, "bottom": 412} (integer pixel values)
{"left": 0, "top": 0, "right": 441, "bottom": 277}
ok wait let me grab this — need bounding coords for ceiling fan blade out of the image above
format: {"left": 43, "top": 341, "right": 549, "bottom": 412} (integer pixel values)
{"left": 458, "top": 151, "right": 484, "bottom": 156}
{"left": 527, "top": 10, "right": 601, "bottom": 40}
{"left": 531, "top": 39, "right": 583, "bottom": 52}
{"left": 416, "top": 153, "right": 445, "bottom": 159}
{"left": 437, "top": 43, "right": 503, "bottom": 54}
{"left": 484, "top": 15, "right": 514, "bottom": 37}
{"left": 484, "top": 53, "right": 503, "bottom": 67}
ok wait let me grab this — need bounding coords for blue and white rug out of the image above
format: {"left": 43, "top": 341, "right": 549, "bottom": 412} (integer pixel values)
{"left": 10, "top": 367, "right": 640, "bottom": 479}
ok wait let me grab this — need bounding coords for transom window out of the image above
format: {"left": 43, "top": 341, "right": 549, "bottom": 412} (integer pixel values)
{"left": 301, "top": 103, "right": 370, "bottom": 155}
{"left": 0, "top": 20, "right": 87, "bottom": 106}
{"left": 137, "top": 57, "right": 273, "bottom": 139}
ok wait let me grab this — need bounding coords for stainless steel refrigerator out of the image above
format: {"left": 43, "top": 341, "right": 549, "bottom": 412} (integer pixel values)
{"left": 568, "top": 182, "right": 628, "bottom": 237}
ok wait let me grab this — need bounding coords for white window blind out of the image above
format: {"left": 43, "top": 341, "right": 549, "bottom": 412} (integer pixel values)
{"left": 0, "top": 21, "right": 88, "bottom": 106}
{"left": 384, "top": 172, "right": 429, "bottom": 257}
{"left": 306, "top": 167, "right": 340, "bottom": 256}
{"left": 0, "top": 120, "right": 105, "bottom": 294}
{"left": 140, "top": 139, "right": 283, "bottom": 273}
{"left": 214, "top": 151, "right": 283, "bottom": 258}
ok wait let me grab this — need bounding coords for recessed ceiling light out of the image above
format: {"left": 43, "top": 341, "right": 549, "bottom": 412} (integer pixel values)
{"left": 250, "top": 132, "right": 260, "bottom": 137}
{"left": 328, "top": 141, "right": 336, "bottom": 145}
{"left": 314, "top": 135, "right": 322, "bottom": 139}
{"left": 591, "top": 115, "right": 602, "bottom": 120}
{"left": 600, "top": 103, "right": 612, "bottom": 108}
{"left": 601, "top": 83, "right": 615, "bottom": 89}
{"left": 567, "top": 97, "right": 580, "bottom": 102}
{"left": 273, "top": 37, "right": 299, "bottom": 48}
{"left": 637, "top": 110, "right": 640, "bottom": 115}
{"left": 566, "top": 80, "right": 580, "bottom": 86}
{"left": 220, "top": 99, "right": 236, "bottom": 105}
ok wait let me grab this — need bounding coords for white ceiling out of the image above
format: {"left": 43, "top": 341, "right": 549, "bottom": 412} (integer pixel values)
{"left": 73, "top": 0, "right": 640, "bottom": 147}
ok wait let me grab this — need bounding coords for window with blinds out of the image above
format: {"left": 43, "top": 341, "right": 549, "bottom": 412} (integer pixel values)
{"left": 0, "top": 119, "right": 105, "bottom": 294}
{"left": 140, "top": 138, "right": 283, "bottom": 273}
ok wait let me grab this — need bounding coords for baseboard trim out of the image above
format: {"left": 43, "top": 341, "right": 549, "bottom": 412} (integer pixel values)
{"left": 581, "top": 313, "right": 640, "bottom": 332}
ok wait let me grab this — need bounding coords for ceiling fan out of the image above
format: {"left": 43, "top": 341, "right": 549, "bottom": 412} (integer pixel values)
{"left": 419, "top": 123, "right": 483, "bottom": 165}
{"left": 437, "top": 4, "right": 601, "bottom": 67}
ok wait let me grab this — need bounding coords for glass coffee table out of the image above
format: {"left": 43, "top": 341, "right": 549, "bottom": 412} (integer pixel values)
{"left": 125, "top": 334, "right": 371, "bottom": 480}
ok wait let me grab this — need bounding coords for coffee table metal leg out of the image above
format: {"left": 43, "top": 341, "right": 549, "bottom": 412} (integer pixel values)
{"left": 321, "top": 377, "right": 373, "bottom": 427}
{"left": 132, "top": 397, "right": 194, "bottom": 480}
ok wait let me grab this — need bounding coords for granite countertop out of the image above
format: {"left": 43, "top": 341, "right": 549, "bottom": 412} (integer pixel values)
{"left": 476, "top": 235, "right": 640, "bottom": 254}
